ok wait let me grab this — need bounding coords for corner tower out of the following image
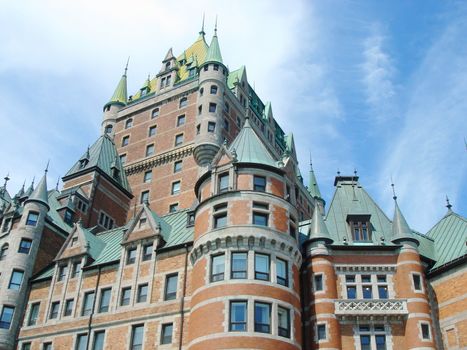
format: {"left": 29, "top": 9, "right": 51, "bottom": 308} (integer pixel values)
{"left": 102, "top": 62, "right": 128, "bottom": 136}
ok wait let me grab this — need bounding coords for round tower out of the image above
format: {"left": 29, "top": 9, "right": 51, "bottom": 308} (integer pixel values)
{"left": 101, "top": 63, "right": 128, "bottom": 136}
{"left": 0, "top": 172, "right": 49, "bottom": 350}
{"left": 193, "top": 26, "right": 229, "bottom": 166}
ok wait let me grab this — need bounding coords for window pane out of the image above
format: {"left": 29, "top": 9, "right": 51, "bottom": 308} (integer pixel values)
{"left": 127, "top": 248, "right": 137, "bottom": 264}
{"left": 131, "top": 325, "right": 144, "bottom": 349}
{"left": 277, "top": 307, "right": 290, "bottom": 338}
{"left": 28, "top": 303, "right": 40, "bottom": 326}
{"left": 314, "top": 274, "right": 323, "bottom": 291}
{"left": 231, "top": 253, "right": 247, "bottom": 279}
{"left": 254, "top": 302, "right": 271, "bottom": 333}
{"left": 317, "top": 324, "right": 326, "bottom": 340}
{"left": 165, "top": 274, "right": 178, "bottom": 300}
{"left": 276, "top": 259, "right": 288, "bottom": 286}
{"left": 137, "top": 284, "right": 148, "bottom": 303}
{"left": 362, "top": 286, "right": 372, "bottom": 299}
{"left": 9, "top": 270, "right": 24, "bottom": 290}
{"left": 376, "top": 335, "right": 387, "bottom": 350}
{"left": 253, "top": 213, "right": 268, "bottom": 226}
{"left": 19, "top": 239, "right": 32, "bottom": 254}
{"left": 413, "top": 274, "right": 422, "bottom": 291}
{"left": 214, "top": 214, "right": 227, "bottom": 228}
{"left": 378, "top": 286, "right": 388, "bottom": 299}
{"left": 99, "top": 289, "right": 111, "bottom": 313}
{"left": 230, "top": 301, "right": 247, "bottom": 331}
{"left": 211, "top": 255, "right": 225, "bottom": 282}
{"left": 121, "top": 288, "right": 131, "bottom": 306}
{"left": 218, "top": 174, "right": 229, "bottom": 193}
{"left": 347, "top": 286, "right": 357, "bottom": 299}
{"left": 76, "top": 334, "right": 88, "bottom": 350}
{"left": 92, "top": 331, "right": 105, "bottom": 350}
{"left": 142, "top": 244, "right": 153, "bottom": 261}
{"left": 0, "top": 306, "right": 14, "bottom": 329}
{"left": 82, "top": 292, "right": 95, "bottom": 316}
{"left": 64, "top": 299, "right": 74, "bottom": 316}
{"left": 360, "top": 335, "right": 371, "bottom": 350}
{"left": 253, "top": 176, "right": 266, "bottom": 191}
{"left": 26, "top": 212, "right": 39, "bottom": 226}
{"left": 161, "top": 323, "right": 173, "bottom": 344}
{"left": 50, "top": 302, "right": 59, "bottom": 319}
{"left": 255, "top": 254, "right": 270, "bottom": 280}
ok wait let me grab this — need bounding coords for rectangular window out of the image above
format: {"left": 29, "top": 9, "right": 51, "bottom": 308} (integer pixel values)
{"left": 98, "top": 289, "right": 111, "bottom": 313}
{"left": 255, "top": 254, "right": 270, "bottom": 281}
{"left": 140, "top": 190, "right": 149, "bottom": 204}
{"left": 254, "top": 302, "right": 271, "bottom": 333}
{"left": 277, "top": 306, "right": 290, "bottom": 338}
{"left": 75, "top": 334, "right": 88, "bottom": 350}
{"left": 362, "top": 285, "right": 373, "bottom": 299}
{"left": 253, "top": 212, "right": 268, "bottom": 226}
{"left": 21, "top": 343, "right": 31, "bottom": 350}
{"left": 43, "top": 343, "right": 52, "bottom": 350}
{"left": 218, "top": 173, "right": 229, "bottom": 193}
{"left": 148, "top": 125, "right": 157, "bottom": 137}
{"left": 360, "top": 335, "right": 371, "bottom": 350}
{"left": 50, "top": 301, "right": 60, "bottom": 319}
{"left": 317, "top": 323, "right": 326, "bottom": 340}
{"left": 223, "top": 119, "right": 229, "bottom": 131}
{"left": 9, "top": 269, "right": 24, "bottom": 290}
{"left": 71, "top": 261, "right": 81, "bottom": 278}
{"left": 137, "top": 284, "right": 148, "bottom": 303}
{"left": 0, "top": 305, "right": 14, "bottom": 329}
{"left": 361, "top": 275, "right": 371, "bottom": 283}
{"left": 378, "top": 285, "right": 388, "bottom": 299}
{"left": 142, "top": 243, "right": 153, "bottom": 261}
{"left": 126, "top": 248, "right": 137, "bottom": 265}
{"left": 375, "top": 335, "right": 387, "bottom": 350}
{"left": 169, "top": 203, "right": 179, "bottom": 212}
{"left": 57, "top": 265, "right": 67, "bottom": 282}
{"left": 175, "top": 133, "right": 184, "bottom": 146}
{"left": 314, "top": 274, "right": 323, "bottom": 291}
{"left": 119, "top": 154, "right": 126, "bottom": 164}
{"left": 26, "top": 211, "right": 39, "bottom": 226}
{"left": 28, "top": 303, "right": 40, "bottom": 326}
{"left": 98, "top": 212, "right": 114, "bottom": 230}
{"left": 209, "top": 102, "right": 217, "bottom": 113}
{"left": 211, "top": 254, "right": 225, "bottom": 282}
{"left": 18, "top": 238, "right": 32, "bottom": 254}
{"left": 177, "top": 114, "right": 186, "bottom": 126}
{"left": 130, "top": 325, "right": 144, "bottom": 350}
{"left": 231, "top": 252, "right": 247, "bottom": 279}
{"left": 253, "top": 176, "right": 266, "bottom": 191}
{"left": 161, "top": 323, "right": 173, "bottom": 344}
{"left": 171, "top": 181, "right": 181, "bottom": 195}
{"left": 121, "top": 136, "right": 129, "bottom": 147}
{"left": 173, "top": 160, "right": 182, "bottom": 173}
{"left": 64, "top": 299, "right": 74, "bottom": 316}
{"left": 413, "top": 274, "right": 422, "bottom": 291}
{"left": 81, "top": 292, "right": 95, "bottom": 316}
{"left": 214, "top": 213, "right": 227, "bottom": 228}
{"left": 145, "top": 144, "right": 155, "bottom": 156}
{"left": 165, "top": 274, "right": 178, "bottom": 300}
{"left": 230, "top": 301, "right": 247, "bottom": 331}
{"left": 210, "top": 85, "right": 218, "bottom": 94}
{"left": 421, "top": 323, "right": 431, "bottom": 340}
{"left": 143, "top": 170, "right": 152, "bottom": 183}
{"left": 276, "top": 258, "right": 288, "bottom": 286}
{"left": 92, "top": 331, "right": 105, "bottom": 350}
{"left": 208, "top": 121, "right": 216, "bottom": 132}
{"left": 120, "top": 287, "right": 131, "bottom": 306}
{"left": 347, "top": 286, "right": 357, "bottom": 299}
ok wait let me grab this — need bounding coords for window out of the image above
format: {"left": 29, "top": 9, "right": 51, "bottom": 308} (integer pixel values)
{"left": 362, "top": 285, "right": 373, "bottom": 299}
{"left": 145, "top": 144, "right": 155, "bottom": 157}
{"left": 171, "top": 181, "right": 181, "bottom": 195}
{"left": 346, "top": 275, "right": 357, "bottom": 299}
{"left": 199, "top": 87, "right": 204, "bottom": 96}
{"left": 214, "top": 213, "right": 227, "bottom": 228}
{"left": 211, "top": 254, "right": 225, "bottom": 282}
{"left": 166, "top": 75, "right": 171, "bottom": 86}
{"left": 210, "top": 85, "right": 218, "bottom": 94}
{"left": 254, "top": 302, "right": 271, "bottom": 333}
{"left": 198, "top": 105, "right": 202, "bottom": 115}
{"left": 276, "top": 258, "right": 288, "bottom": 286}
{"left": 71, "top": 261, "right": 81, "bottom": 278}
{"left": 64, "top": 299, "right": 74, "bottom": 316}
{"left": 277, "top": 307, "right": 290, "bottom": 338}
{"left": 92, "top": 331, "right": 105, "bottom": 350}
{"left": 143, "top": 170, "right": 152, "bottom": 183}
{"left": 125, "top": 119, "right": 133, "bottom": 129}
{"left": 26, "top": 211, "right": 39, "bottom": 226}
{"left": 152, "top": 108, "right": 159, "bottom": 118}
{"left": 130, "top": 325, "right": 144, "bottom": 350}
{"left": 209, "top": 102, "right": 217, "bottom": 113}
{"left": 164, "top": 274, "right": 178, "bottom": 300}
{"left": 148, "top": 125, "right": 157, "bottom": 137}
{"left": 21, "top": 343, "right": 31, "bottom": 350}
{"left": 50, "top": 301, "right": 60, "bottom": 319}
{"left": 161, "top": 323, "right": 173, "bottom": 344}
{"left": 75, "top": 334, "right": 88, "bottom": 350}
{"left": 142, "top": 243, "right": 153, "bottom": 261}
{"left": 358, "top": 325, "right": 387, "bottom": 350}
{"left": 0, "top": 305, "right": 14, "bottom": 329}
{"left": 137, "top": 284, "right": 148, "bottom": 303}
{"left": 27, "top": 303, "right": 39, "bottom": 326}
{"left": 169, "top": 203, "right": 179, "bottom": 213}
{"left": 173, "top": 160, "right": 182, "bottom": 173}
{"left": 18, "top": 238, "right": 32, "bottom": 254}
{"left": 413, "top": 273, "right": 422, "bottom": 292}
{"left": 140, "top": 190, "right": 149, "bottom": 204}
{"left": 43, "top": 343, "right": 52, "bottom": 350}
{"left": 119, "top": 154, "right": 127, "bottom": 165}
{"left": 208, "top": 121, "right": 216, "bottom": 132}
{"left": 377, "top": 275, "right": 388, "bottom": 299}
{"left": 253, "top": 176, "right": 266, "bottom": 191}
{"left": 218, "top": 173, "right": 229, "bottom": 193}
{"left": 160, "top": 77, "right": 166, "bottom": 88}
{"left": 204, "top": 65, "right": 209, "bottom": 71}
{"left": 177, "top": 114, "right": 186, "bottom": 126}
{"left": 253, "top": 212, "right": 268, "bottom": 226}
{"left": 64, "top": 210, "right": 74, "bottom": 225}
{"left": 175, "top": 133, "right": 184, "bottom": 146}
{"left": 421, "top": 323, "right": 431, "bottom": 340}
{"left": 77, "top": 200, "right": 88, "bottom": 213}
{"left": 213, "top": 64, "right": 219, "bottom": 71}
{"left": 352, "top": 221, "right": 372, "bottom": 241}
{"left": 120, "top": 287, "right": 131, "bottom": 306}
{"left": 98, "top": 212, "right": 114, "bottom": 230}
{"left": 98, "top": 289, "right": 111, "bottom": 313}
{"left": 0, "top": 243, "right": 8, "bottom": 260}
{"left": 9, "top": 270, "right": 24, "bottom": 290}
{"left": 179, "top": 97, "right": 188, "bottom": 108}
{"left": 317, "top": 324, "right": 327, "bottom": 341}
{"left": 230, "top": 301, "right": 247, "bottom": 331}
{"left": 223, "top": 119, "right": 229, "bottom": 131}
{"left": 255, "top": 254, "right": 270, "bottom": 281}
{"left": 82, "top": 291, "right": 95, "bottom": 316}
{"left": 121, "top": 135, "right": 129, "bottom": 147}
{"left": 104, "top": 124, "right": 113, "bottom": 134}
{"left": 57, "top": 265, "right": 67, "bottom": 282}
{"left": 231, "top": 252, "right": 247, "bottom": 279}
{"left": 127, "top": 248, "right": 137, "bottom": 265}
{"left": 314, "top": 274, "right": 323, "bottom": 291}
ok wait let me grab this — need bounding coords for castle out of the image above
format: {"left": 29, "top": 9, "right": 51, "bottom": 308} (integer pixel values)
{"left": 0, "top": 23, "right": 465, "bottom": 350}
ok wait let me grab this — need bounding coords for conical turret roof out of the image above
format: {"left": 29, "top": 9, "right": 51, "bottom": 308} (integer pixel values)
{"left": 25, "top": 171, "right": 49, "bottom": 210}
{"left": 205, "top": 28, "right": 223, "bottom": 64}
{"left": 309, "top": 202, "right": 333, "bottom": 244}
{"left": 308, "top": 162, "right": 322, "bottom": 199}
{"left": 104, "top": 65, "right": 128, "bottom": 109}
{"left": 391, "top": 200, "right": 419, "bottom": 246}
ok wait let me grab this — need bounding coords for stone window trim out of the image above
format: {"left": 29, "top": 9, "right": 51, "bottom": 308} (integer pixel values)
{"left": 18, "top": 238, "right": 33, "bottom": 254}
{"left": 26, "top": 302, "right": 40, "bottom": 326}
{"left": 156, "top": 319, "right": 177, "bottom": 346}
{"left": 148, "top": 125, "right": 157, "bottom": 137}
{"left": 411, "top": 272, "right": 424, "bottom": 293}
{"left": 90, "top": 329, "right": 106, "bottom": 350}
{"left": 419, "top": 321, "right": 432, "bottom": 341}
{"left": 315, "top": 321, "right": 329, "bottom": 342}
{"left": 176, "top": 114, "right": 186, "bottom": 127}
{"left": 312, "top": 272, "right": 326, "bottom": 294}
{"left": 353, "top": 323, "right": 392, "bottom": 350}
{"left": 163, "top": 273, "right": 179, "bottom": 301}
{"left": 171, "top": 180, "right": 181, "bottom": 196}
{"left": 121, "top": 135, "right": 130, "bottom": 147}
{"left": 174, "top": 133, "right": 184, "bottom": 147}
{"left": 341, "top": 272, "right": 393, "bottom": 300}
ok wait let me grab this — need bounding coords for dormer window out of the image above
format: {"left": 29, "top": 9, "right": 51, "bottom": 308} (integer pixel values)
{"left": 140, "top": 87, "right": 148, "bottom": 97}
{"left": 189, "top": 68, "right": 196, "bottom": 77}
{"left": 165, "top": 62, "right": 170, "bottom": 70}
{"left": 64, "top": 210, "right": 74, "bottom": 225}
{"left": 347, "top": 214, "right": 372, "bottom": 242}
{"left": 138, "top": 217, "right": 147, "bottom": 228}
{"left": 79, "top": 158, "right": 88, "bottom": 169}
{"left": 166, "top": 75, "right": 171, "bottom": 86}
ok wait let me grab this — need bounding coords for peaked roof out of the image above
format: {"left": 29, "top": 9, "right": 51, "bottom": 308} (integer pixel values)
{"left": 228, "top": 117, "right": 278, "bottom": 167}
{"left": 227, "top": 66, "right": 246, "bottom": 89}
{"left": 25, "top": 172, "right": 49, "bottom": 210}
{"left": 205, "top": 30, "right": 223, "bottom": 64}
{"left": 63, "top": 134, "right": 131, "bottom": 194}
{"left": 163, "top": 48, "right": 175, "bottom": 62}
{"left": 391, "top": 200, "right": 419, "bottom": 245}
{"left": 308, "top": 203, "right": 333, "bottom": 244}
{"left": 308, "top": 163, "right": 322, "bottom": 199}
{"left": 105, "top": 68, "right": 128, "bottom": 108}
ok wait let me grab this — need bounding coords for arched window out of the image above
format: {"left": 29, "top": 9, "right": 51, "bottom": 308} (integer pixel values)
{"left": 104, "top": 125, "right": 113, "bottom": 134}
{"left": 152, "top": 108, "right": 159, "bottom": 119}
{"left": 165, "top": 62, "right": 171, "bottom": 70}
{"left": 179, "top": 97, "right": 188, "bottom": 108}
{"left": 125, "top": 119, "right": 133, "bottom": 129}
{"left": 199, "top": 88, "right": 204, "bottom": 96}
{"left": 0, "top": 243, "right": 9, "bottom": 261}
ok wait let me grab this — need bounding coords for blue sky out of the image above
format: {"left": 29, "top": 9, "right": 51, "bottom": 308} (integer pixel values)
{"left": 0, "top": 0, "right": 465, "bottom": 232}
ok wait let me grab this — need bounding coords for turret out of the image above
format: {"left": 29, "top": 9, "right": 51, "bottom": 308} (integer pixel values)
{"left": 102, "top": 61, "right": 128, "bottom": 136}
{"left": 390, "top": 184, "right": 419, "bottom": 248}
{"left": 308, "top": 158, "right": 325, "bottom": 213}
{"left": 193, "top": 21, "right": 229, "bottom": 166}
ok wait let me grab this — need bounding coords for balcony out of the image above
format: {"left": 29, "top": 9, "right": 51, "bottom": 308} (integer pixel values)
{"left": 335, "top": 299, "right": 408, "bottom": 320}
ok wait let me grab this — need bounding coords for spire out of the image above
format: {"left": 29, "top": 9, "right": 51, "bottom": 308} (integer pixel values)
{"left": 445, "top": 195, "right": 453, "bottom": 213}
{"left": 390, "top": 182, "right": 418, "bottom": 246}
{"left": 25, "top": 166, "right": 50, "bottom": 210}
{"left": 163, "top": 48, "right": 175, "bottom": 62}
{"left": 308, "top": 155, "right": 322, "bottom": 199}
{"left": 205, "top": 18, "right": 223, "bottom": 64}
{"left": 25, "top": 177, "right": 35, "bottom": 197}
{"left": 199, "top": 13, "right": 206, "bottom": 36}
{"left": 308, "top": 202, "right": 333, "bottom": 244}
{"left": 104, "top": 61, "right": 128, "bottom": 109}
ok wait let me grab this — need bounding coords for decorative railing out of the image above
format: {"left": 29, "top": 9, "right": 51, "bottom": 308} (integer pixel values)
{"left": 335, "top": 299, "right": 408, "bottom": 316}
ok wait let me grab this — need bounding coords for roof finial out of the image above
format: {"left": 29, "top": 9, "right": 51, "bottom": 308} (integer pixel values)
{"left": 124, "top": 57, "right": 130, "bottom": 76}
{"left": 354, "top": 168, "right": 358, "bottom": 177}
{"left": 309, "top": 152, "right": 313, "bottom": 168}
{"left": 337, "top": 169, "right": 340, "bottom": 176}
{"left": 200, "top": 13, "right": 205, "bottom": 35}
{"left": 446, "top": 195, "right": 453, "bottom": 212}
{"left": 45, "top": 160, "right": 50, "bottom": 174}
{"left": 214, "top": 15, "right": 218, "bottom": 35}
{"left": 3, "top": 173, "right": 10, "bottom": 189}
{"left": 55, "top": 176, "right": 60, "bottom": 191}
{"left": 391, "top": 177, "right": 397, "bottom": 201}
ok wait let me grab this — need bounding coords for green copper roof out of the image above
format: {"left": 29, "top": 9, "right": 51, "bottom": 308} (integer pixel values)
{"left": 46, "top": 190, "right": 73, "bottom": 234}
{"left": 308, "top": 203, "right": 333, "bottom": 244}
{"left": 228, "top": 117, "right": 278, "bottom": 167}
{"left": 205, "top": 30, "right": 223, "bottom": 64}
{"left": 25, "top": 172, "right": 49, "bottom": 210}
{"left": 391, "top": 200, "right": 419, "bottom": 245}
{"left": 105, "top": 69, "right": 128, "bottom": 108}
{"left": 427, "top": 211, "right": 467, "bottom": 270}
{"left": 227, "top": 66, "right": 246, "bottom": 89}
{"left": 308, "top": 164, "right": 322, "bottom": 199}
{"left": 63, "top": 134, "right": 131, "bottom": 194}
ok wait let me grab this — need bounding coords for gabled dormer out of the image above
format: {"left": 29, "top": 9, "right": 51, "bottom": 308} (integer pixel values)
{"left": 157, "top": 48, "right": 178, "bottom": 91}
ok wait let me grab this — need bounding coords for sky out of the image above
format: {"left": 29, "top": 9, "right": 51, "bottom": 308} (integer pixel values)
{"left": 0, "top": 0, "right": 466, "bottom": 232}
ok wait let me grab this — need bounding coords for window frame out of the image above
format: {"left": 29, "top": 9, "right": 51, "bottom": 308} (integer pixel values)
{"left": 126, "top": 247, "right": 137, "bottom": 265}
{"left": 210, "top": 254, "right": 225, "bottom": 282}
{"left": 171, "top": 181, "right": 181, "bottom": 195}
{"left": 255, "top": 253, "right": 270, "bottom": 281}
{"left": 120, "top": 287, "right": 131, "bottom": 306}
{"left": 253, "top": 175, "right": 266, "bottom": 192}
{"left": 161, "top": 323, "right": 174, "bottom": 344}
{"left": 145, "top": 144, "right": 155, "bottom": 157}
{"left": 0, "top": 305, "right": 14, "bottom": 329}
{"left": 18, "top": 238, "right": 32, "bottom": 254}
{"left": 229, "top": 301, "right": 247, "bottom": 332}
{"left": 276, "top": 258, "right": 289, "bottom": 287}
{"left": 148, "top": 125, "right": 157, "bottom": 137}
{"left": 27, "top": 302, "right": 40, "bottom": 326}
{"left": 26, "top": 211, "right": 39, "bottom": 226}
{"left": 49, "top": 301, "right": 60, "bottom": 319}
{"left": 231, "top": 252, "right": 248, "bottom": 279}
{"left": 8, "top": 269, "right": 24, "bottom": 290}
{"left": 64, "top": 299, "right": 74, "bottom": 317}
{"left": 277, "top": 306, "right": 291, "bottom": 338}
{"left": 254, "top": 302, "right": 271, "bottom": 333}
{"left": 136, "top": 284, "right": 148, "bottom": 303}
{"left": 81, "top": 291, "right": 95, "bottom": 316}
{"left": 164, "top": 273, "right": 178, "bottom": 301}
{"left": 142, "top": 243, "right": 153, "bottom": 261}
{"left": 173, "top": 160, "right": 182, "bottom": 173}
{"left": 98, "top": 288, "right": 111, "bottom": 313}
{"left": 177, "top": 114, "right": 186, "bottom": 126}
{"left": 174, "top": 133, "right": 184, "bottom": 146}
